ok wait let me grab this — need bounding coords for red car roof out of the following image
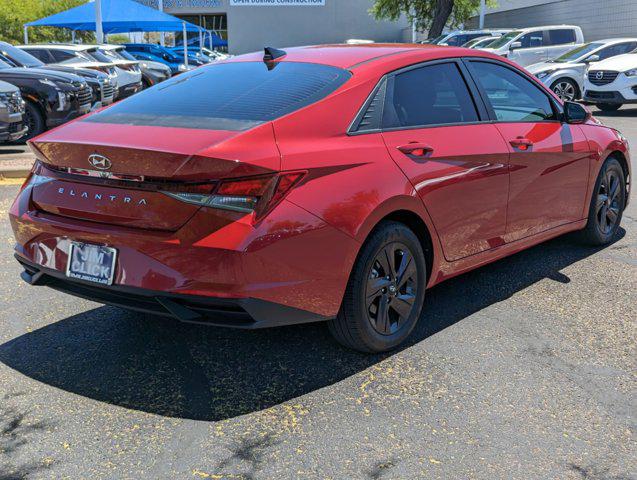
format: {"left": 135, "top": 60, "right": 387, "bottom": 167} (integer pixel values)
{"left": 230, "top": 43, "right": 456, "bottom": 69}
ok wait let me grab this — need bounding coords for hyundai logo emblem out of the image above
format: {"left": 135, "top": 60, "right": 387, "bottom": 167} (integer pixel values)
{"left": 595, "top": 71, "right": 604, "bottom": 80}
{"left": 88, "top": 154, "right": 112, "bottom": 171}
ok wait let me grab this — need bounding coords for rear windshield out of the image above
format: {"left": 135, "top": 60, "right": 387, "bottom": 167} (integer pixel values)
{"left": 84, "top": 61, "right": 351, "bottom": 131}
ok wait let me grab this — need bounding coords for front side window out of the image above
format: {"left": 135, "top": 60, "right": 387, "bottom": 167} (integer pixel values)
{"left": 50, "top": 50, "right": 75, "bottom": 63}
{"left": 548, "top": 29, "right": 576, "bottom": 46}
{"left": 383, "top": 62, "right": 479, "bottom": 129}
{"left": 470, "top": 61, "right": 557, "bottom": 122}
{"left": 26, "top": 49, "right": 53, "bottom": 63}
{"left": 519, "top": 31, "right": 544, "bottom": 48}
{"left": 85, "top": 62, "right": 351, "bottom": 131}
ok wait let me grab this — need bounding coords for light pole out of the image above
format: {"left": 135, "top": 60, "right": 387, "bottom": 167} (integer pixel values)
{"left": 159, "top": 0, "right": 165, "bottom": 46}
{"left": 95, "top": 0, "right": 104, "bottom": 43}
{"left": 479, "top": 0, "right": 486, "bottom": 29}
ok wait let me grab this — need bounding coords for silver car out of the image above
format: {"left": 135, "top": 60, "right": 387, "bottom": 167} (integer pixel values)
{"left": 0, "top": 80, "right": 26, "bottom": 143}
{"left": 527, "top": 38, "right": 637, "bottom": 101}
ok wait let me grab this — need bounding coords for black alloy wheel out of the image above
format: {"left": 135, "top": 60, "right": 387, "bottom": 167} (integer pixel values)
{"left": 365, "top": 242, "right": 418, "bottom": 336}
{"left": 595, "top": 166, "right": 622, "bottom": 236}
{"left": 579, "top": 157, "right": 626, "bottom": 245}
{"left": 329, "top": 221, "right": 426, "bottom": 353}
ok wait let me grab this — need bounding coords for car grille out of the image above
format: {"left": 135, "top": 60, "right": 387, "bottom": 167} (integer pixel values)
{"left": 101, "top": 82, "right": 114, "bottom": 100}
{"left": 588, "top": 70, "right": 619, "bottom": 86}
{"left": 7, "top": 91, "right": 24, "bottom": 114}
{"left": 77, "top": 85, "right": 93, "bottom": 108}
{"left": 7, "top": 121, "right": 23, "bottom": 133}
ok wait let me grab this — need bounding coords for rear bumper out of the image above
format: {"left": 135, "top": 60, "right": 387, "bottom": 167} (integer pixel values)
{"left": 16, "top": 255, "right": 331, "bottom": 328}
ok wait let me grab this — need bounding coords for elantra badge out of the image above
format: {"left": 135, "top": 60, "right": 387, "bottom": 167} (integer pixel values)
{"left": 88, "top": 154, "right": 112, "bottom": 171}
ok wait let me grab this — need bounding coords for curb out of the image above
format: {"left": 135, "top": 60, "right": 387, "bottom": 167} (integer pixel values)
{"left": 0, "top": 155, "right": 34, "bottom": 179}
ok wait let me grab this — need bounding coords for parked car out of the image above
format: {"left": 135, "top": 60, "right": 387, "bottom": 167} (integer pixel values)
{"left": 170, "top": 47, "right": 211, "bottom": 65}
{"left": 81, "top": 45, "right": 142, "bottom": 98}
{"left": 0, "top": 57, "right": 91, "bottom": 140}
{"left": 462, "top": 36, "right": 499, "bottom": 49}
{"left": 19, "top": 44, "right": 119, "bottom": 98}
{"left": 10, "top": 45, "right": 630, "bottom": 353}
{"left": 528, "top": 38, "right": 637, "bottom": 101}
{"left": 583, "top": 51, "right": 637, "bottom": 111}
{"left": 198, "top": 47, "right": 231, "bottom": 61}
{"left": 0, "top": 80, "right": 26, "bottom": 142}
{"left": 428, "top": 29, "right": 510, "bottom": 47}
{"left": 123, "top": 44, "right": 191, "bottom": 75}
{"left": 481, "top": 25, "right": 584, "bottom": 67}
{"left": 0, "top": 41, "right": 114, "bottom": 109}
{"left": 102, "top": 46, "right": 170, "bottom": 89}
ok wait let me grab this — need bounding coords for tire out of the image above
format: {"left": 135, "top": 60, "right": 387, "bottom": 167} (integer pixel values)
{"left": 22, "top": 101, "right": 45, "bottom": 141}
{"left": 550, "top": 78, "right": 579, "bottom": 101}
{"left": 578, "top": 157, "right": 626, "bottom": 246}
{"left": 598, "top": 103, "right": 622, "bottom": 112}
{"left": 328, "top": 221, "right": 427, "bottom": 353}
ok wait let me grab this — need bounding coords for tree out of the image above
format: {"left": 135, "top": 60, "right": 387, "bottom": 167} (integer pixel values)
{"left": 0, "top": 0, "right": 94, "bottom": 45}
{"left": 371, "top": 0, "right": 495, "bottom": 39}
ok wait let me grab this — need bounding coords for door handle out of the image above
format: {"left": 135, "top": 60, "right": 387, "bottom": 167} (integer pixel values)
{"left": 509, "top": 137, "right": 534, "bottom": 151}
{"left": 397, "top": 142, "right": 434, "bottom": 158}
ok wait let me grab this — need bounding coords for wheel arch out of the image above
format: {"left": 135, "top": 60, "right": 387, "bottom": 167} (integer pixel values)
{"left": 608, "top": 150, "right": 631, "bottom": 205}
{"left": 551, "top": 75, "right": 581, "bottom": 98}
{"left": 354, "top": 196, "right": 443, "bottom": 286}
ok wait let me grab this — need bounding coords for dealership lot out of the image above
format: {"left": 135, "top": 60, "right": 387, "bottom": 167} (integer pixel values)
{"left": 0, "top": 107, "right": 635, "bottom": 479}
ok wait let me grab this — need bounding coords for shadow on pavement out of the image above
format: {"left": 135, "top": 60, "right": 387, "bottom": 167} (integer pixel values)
{"left": 592, "top": 106, "right": 637, "bottom": 118}
{"left": 0, "top": 230, "right": 624, "bottom": 422}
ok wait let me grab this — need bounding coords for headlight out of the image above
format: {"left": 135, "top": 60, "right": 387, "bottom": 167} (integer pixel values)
{"left": 625, "top": 68, "right": 637, "bottom": 77}
{"left": 535, "top": 70, "right": 556, "bottom": 80}
{"left": 178, "top": 63, "right": 188, "bottom": 72}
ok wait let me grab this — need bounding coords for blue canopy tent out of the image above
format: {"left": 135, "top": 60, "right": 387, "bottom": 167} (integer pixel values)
{"left": 25, "top": 0, "right": 201, "bottom": 35}
{"left": 25, "top": 0, "right": 203, "bottom": 67}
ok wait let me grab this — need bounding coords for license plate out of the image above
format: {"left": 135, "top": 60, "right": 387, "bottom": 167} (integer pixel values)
{"left": 66, "top": 242, "right": 117, "bottom": 286}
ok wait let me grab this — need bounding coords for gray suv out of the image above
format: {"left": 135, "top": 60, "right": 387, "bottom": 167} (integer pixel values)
{"left": 0, "top": 80, "right": 26, "bottom": 142}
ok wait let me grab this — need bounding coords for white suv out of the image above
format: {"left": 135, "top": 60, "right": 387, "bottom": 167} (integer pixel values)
{"left": 583, "top": 51, "right": 637, "bottom": 111}
{"left": 481, "top": 25, "right": 584, "bottom": 67}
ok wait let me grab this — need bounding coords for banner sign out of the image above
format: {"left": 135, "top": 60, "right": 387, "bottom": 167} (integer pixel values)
{"left": 230, "top": 0, "right": 325, "bottom": 5}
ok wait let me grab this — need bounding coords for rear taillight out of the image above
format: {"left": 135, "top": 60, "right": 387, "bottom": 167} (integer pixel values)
{"left": 161, "top": 172, "right": 305, "bottom": 219}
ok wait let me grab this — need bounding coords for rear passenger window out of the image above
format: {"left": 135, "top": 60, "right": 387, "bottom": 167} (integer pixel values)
{"left": 383, "top": 63, "right": 479, "bottom": 129}
{"left": 548, "top": 29, "right": 576, "bottom": 45}
{"left": 519, "top": 31, "right": 544, "bottom": 48}
{"left": 470, "top": 61, "right": 557, "bottom": 122}
{"left": 26, "top": 49, "right": 52, "bottom": 63}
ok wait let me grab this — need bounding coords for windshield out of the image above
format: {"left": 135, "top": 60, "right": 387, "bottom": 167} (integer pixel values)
{"left": 0, "top": 58, "right": 13, "bottom": 69}
{"left": 88, "top": 49, "right": 114, "bottom": 63}
{"left": 550, "top": 42, "right": 604, "bottom": 62}
{"left": 487, "top": 30, "right": 521, "bottom": 49}
{"left": 118, "top": 50, "right": 137, "bottom": 61}
{"left": 0, "top": 43, "right": 44, "bottom": 68}
{"left": 429, "top": 34, "right": 447, "bottom": 45}
{"left": 85, "top": 62, "right": 351, "bottom": 131}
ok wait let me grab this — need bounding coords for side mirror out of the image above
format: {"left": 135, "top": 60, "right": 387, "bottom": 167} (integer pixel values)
{"left": 563, "top": 101, "right": 591, "bottom": 124}
{"left": 585, "top": 54, "right": 600, "bottom": 63}
{"left": 510, "top": 41, "right": 522, "bottom": 50}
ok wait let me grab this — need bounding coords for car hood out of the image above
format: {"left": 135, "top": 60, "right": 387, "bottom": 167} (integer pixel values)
{"left": 40, "top": 65, "right": 104, "bottom": 80}
{"left": 0, "top": 79, "right": 19, "bottom": 94}
{"left": 527, "top": 61, "right": 583, "bottom": 73}
{"left": 588, "top": 53, "right": 637, "bottom": 71}
{"left": 0, "top": 67, "right": 85, "bottom": 83}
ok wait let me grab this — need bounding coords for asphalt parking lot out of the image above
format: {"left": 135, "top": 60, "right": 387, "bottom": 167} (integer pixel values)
{"left": 0, "top": 107, "right": 635, "bottom": 480}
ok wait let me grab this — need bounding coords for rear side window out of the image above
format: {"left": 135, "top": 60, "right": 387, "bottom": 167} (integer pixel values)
{"left": 470, "top": 61, "right": 557, "bottom": 122}
{"left": 382, "top": 62, "right": 479, "bottom": 129}
{"left": 85, "top": 62, "right": 351, "bottom": 131}
{"left": 547, "top": 29, "right": 576, "bottom": 46}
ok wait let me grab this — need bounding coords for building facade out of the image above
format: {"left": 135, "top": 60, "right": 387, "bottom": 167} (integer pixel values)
{"left": 137, "top": 0, "right": 410, "bottom": 55}
{"left": 466, "top": 0, "right": 637, "bottom": 41}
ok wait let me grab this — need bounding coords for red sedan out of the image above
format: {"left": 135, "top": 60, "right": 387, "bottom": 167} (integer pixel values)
{"left": 10, "top": 44, "right": 630, "bottom": 352}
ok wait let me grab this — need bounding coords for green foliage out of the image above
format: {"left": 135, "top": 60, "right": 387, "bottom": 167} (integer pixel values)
{"left": 106, "top": 33, "right": 131, "bottom": 44}
{"left": 0, "top": 0, "right": 94, "bottom": 44}
{"left": 371, "top": 0, "right": 496, "bottom": 34}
